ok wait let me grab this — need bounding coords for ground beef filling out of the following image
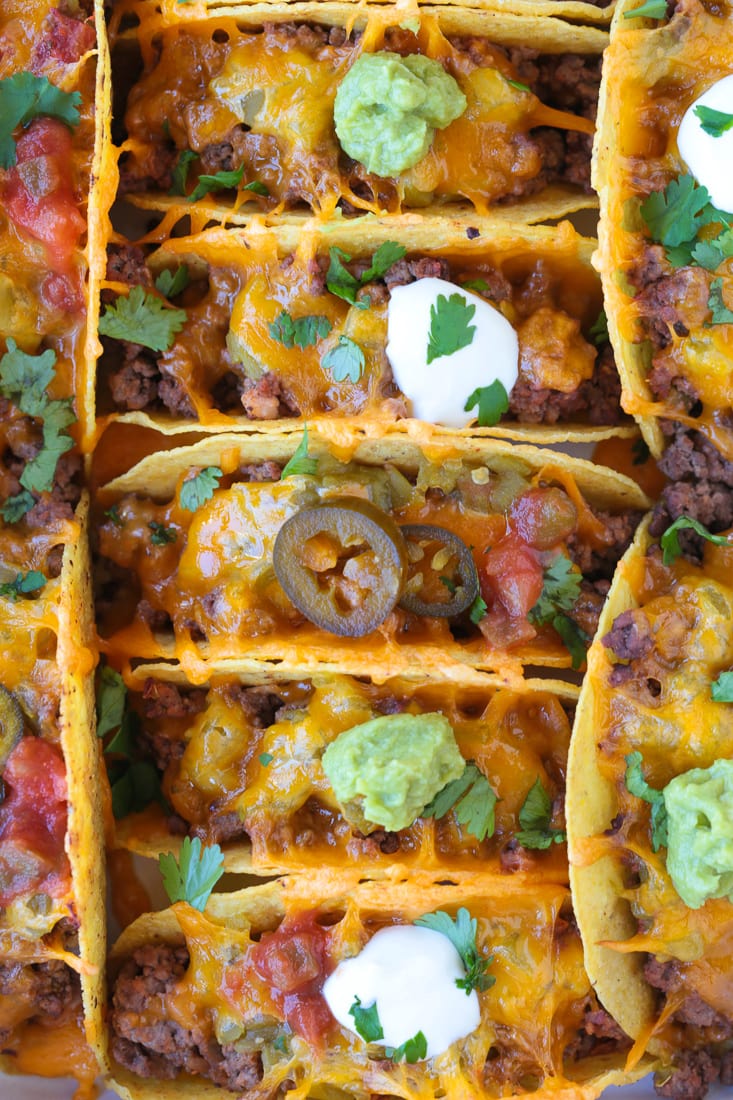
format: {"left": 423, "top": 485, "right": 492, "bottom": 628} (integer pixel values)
{"left": 0, "top": 959, "right": 80, "bottom": 1046}
{"left": 103, "top": 245, "right": 621, "bottom": 426}
{"left": 111, "top": 944, "right": 263, "bottom": 1091}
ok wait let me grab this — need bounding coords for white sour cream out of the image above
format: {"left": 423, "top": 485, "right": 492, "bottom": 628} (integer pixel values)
{"left": 385, "top": 277, "right": 519, "bottom": 429}
{"left": 678, "top": 75, "right": 733, "bottom": 213}
{"left": 322, "top": 924, "right": 481, "bottom": 1059}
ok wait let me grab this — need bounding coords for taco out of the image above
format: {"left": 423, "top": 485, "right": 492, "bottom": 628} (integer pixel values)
{"left": 109, "top": 2, "right": 605, "bottom": 222}
{"left": 567, "top": 514, "right": 733, "bottom": 1097}
{"left": 593, "top": 0, "right": 733, "bottom": 539}
{"left": 94, "top": 432, "right": 649, "bottom": 683}
{"left": 101, "top": 663, "right": 576, "bottom": 879}
{"left": 96, "top": 217, "right": 632, "bottom": 444}
{"left": 105, "top": 872, "right": 645, "bottom": 1098}
{"left": 0, "top": 494, "right": 104, "bottom": 1092}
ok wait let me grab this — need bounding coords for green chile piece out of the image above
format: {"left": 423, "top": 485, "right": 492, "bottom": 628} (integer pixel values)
{"left": 322, "top": 712, "right": 465, "bottom": 833}
{"left": 333, "top": 52, "right": 467, "bottom": 178}
{"left": 664, "top": 759, "right": 733, "bottom": 908}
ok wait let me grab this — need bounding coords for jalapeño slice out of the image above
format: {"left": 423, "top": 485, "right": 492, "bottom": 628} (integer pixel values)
{"left": 399, "top": 524, "right": 479, "bottom": 618}
{"left": 272, "top": 496, "right": 408, "bottom": 637}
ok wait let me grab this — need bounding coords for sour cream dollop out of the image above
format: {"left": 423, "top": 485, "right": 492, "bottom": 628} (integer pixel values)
{"left": 385, "top": 277, "right": 519, "bottom": 429}
{"left": 678, "top": 75, "right": 733, "bottom": 213}
{"left": 322, "top": 924, "right": 481, "bottom": 1059}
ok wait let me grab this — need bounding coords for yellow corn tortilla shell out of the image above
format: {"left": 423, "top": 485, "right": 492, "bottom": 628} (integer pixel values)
{"left": 106, "top": 873, "right": 653, "bottom": 1098}
{"left": 566, "top": 516, "right": 657, "bottom": 1041}
{"left": 100, "top": 216, "right": 635, "bottom": 446}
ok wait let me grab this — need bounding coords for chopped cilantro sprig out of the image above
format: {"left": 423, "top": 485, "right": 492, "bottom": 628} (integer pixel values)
{"left": 0, "top": 72, "right": 81, "bottom": 169}
{"left": 0, "top": 570, "right": 46, "bottom": 600}
{"left": 326, "top": 242, "right": 406, "bottom": 308}
{"left": 281, "top": 425, "right": 318, "bottom": 479}
{"left": 712, "top": 671, "right": 733, "bottom": 702}
{"left": 349, "top": 997, "right": 383, "bottom": 1043}
{"left": 515, "top": 778, "right": 566, "bottom": 849}
{"left": 427, "top": 293, "right": 476, "bottom": 364}
{"left": 463, "top": 380, "right": 509, "bottom": 427}
{"left": 159, "top": 835, "right": 224, "bottom": 911}
{"left": 269, "top": 311, "right": 332, "bottom": 350}
{"left": 99, "top": 285, "right": 187, "bottom": 352}
{"left": 625, "top": 751, "right": 668, "bottom": 851}
{"left": 179, "top": 466, "right": 223, "bottom": 512}
{"left": 528, "top": 554, "right": 587, "bottom": 669}
{"left": 415, "top": 907, "right": 494, "bottom": 995}
{"left": 422, "top": 762, "right": 497, "bottom": 842}
{"left": 660, "top": 515, "right": 732, "bottom": 565}
{"left": 694, "top": 106, "right": 733, "bottom": 139}
{"left": 639, "top": 174, "right": 732, "bottom": 269}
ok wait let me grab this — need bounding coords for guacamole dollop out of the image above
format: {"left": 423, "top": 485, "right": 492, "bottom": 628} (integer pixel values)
{"left": 321, "top": 712, "right": 465, "bottom": 833}
{"left": 333, "top": 52, "right": 467, "bottom": 178}
{"left": 664, "top": 758, "right": 733, "bottom": 909}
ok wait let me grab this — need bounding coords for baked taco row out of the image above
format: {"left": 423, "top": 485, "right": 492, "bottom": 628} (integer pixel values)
{"left": 593, "top": 0, "right": 733, "bottom": 544}
{"left": 567, "top": 515, "right": 733, "bottom": 1099}
{"left": 0, "top": 495, "right": 104, "bottom": 1094}
{"left": 107, "top": 0, "right": 605, "bottom": 224}
{"left": 93, "top": 431, "right": 649, "bottom": 683}
{"left": 95, "top": 217, "right": 634, "bottom": 443}
{"left": 104, "top": 873, "right": 648, "bottom": 1099}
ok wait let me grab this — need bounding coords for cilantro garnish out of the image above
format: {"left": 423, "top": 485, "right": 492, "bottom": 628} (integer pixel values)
{"left": 159, "top": 835, "right": 225, "bottom": 911}
{"left": 589, "top": 309, "right": 609, "bottom": 346}
{"left": 96, "top": 665, "right": 143, "bottom": 759}
{"left": 269, "top": 311, "right": 332, "bottom": 350}
{"left": 707, "top": 278, "right": 733, "bottom": 325}
{"left": 426, "top": 293, "right": 476, "bottom": 364}
{"left": 422, "top": 762, "right": 497, "bottom": 842}
{"left": 281, "top": 425, "right": 318, "bottom": 479}
{"left": 528, "top": 555, "right": 587, "bottom": 669}
{"left": 349, "top": 996, "right": 384, "bottom": 1043}
{"left": 1, "top": 490, "right": 34, "bottom": 523}
{"left": 104, "top": 504, "right": 124, "bottom": 527}
{"left": 322, "top": 336, "right": 365, "bottom": 383}
{"left": 623, "top": 0, "right": 667, "bottom": 16}
{"left": 155, "top": 265, "right": 189, "bottom": 299}
{"left": 660, "top": 515, "right": 732, "bottom": 565}
{"left": 461, "top": 278, "right": 490, "bottom": 295}
{"left": 243, "top": 179, "right": 269, "bottom": 197}
{"left": 415, "top": 907, "right": 495, "bottom": 995}
{"left": 169, "top": 149, "right": 197, "bottom": 196}
{"left": 515, "top": 778, "right": 566, "bottom": 849}
{"left": 99, "top": 285, "right": 187, "bottom": 352}
{"left": 469, "top": 594, "right": 487, "bottom": 625}
{"left": 326, "top": 242, "right": 406, "bottom": 308}
{"left": 0, "top": 341, "right": 76, "bottom": 495}
{"left": 0, "top": 570, "right": 46, "bottom": 600}
{"left": 625, "top": 751, "right": 668, "bottom": 851}
{"left": 179, "top": 466, "right": 223, "bottom": 512}
{"left": 385, "top": 1031, "right": 427, "bottom": 1064}
{"left": 694, "top": 106, "right": 733, "bottom": 139}
{"left": 463, "top": 380, "right": 509, "bottom": 427}
{"left": 110, "top": 759, "right": 166, "bottom": 820}
{"left": 691, "top": 228, "right": 733, "bottom": 271}
{"left": 439, "top": 575, "right": 457, "bottom": 594}
{"left": 0, "top": 72, "right": 81, "bottom": 169}
{"left": 505, "top": 76, "right": 530, "bottom": 93}
{"left": 149, "top": 521, "right": 177, "bottom": 546}
{"left": 259, "top": 752, "right": 273, "bottom": 767}
{"left": 640, "top": 174, "right": 715, "bottom": 250}
{"left": 188, "top": 164, "right": 245, "bottom": 203}
{"left": 96, "top": 666, "right": 127, "bottom": 739}
{"left": 712, "top": 671, "right": 733, "bottom": 702}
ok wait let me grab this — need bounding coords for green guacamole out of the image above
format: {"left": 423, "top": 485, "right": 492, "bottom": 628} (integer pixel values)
{"left": 333, "top": 52, "right": 467, "bottom": 178}
{"left": 664, "top": 758, "right": 733, "bottom": 908}
{"left": 321, "top": 712, "right": 465, "bottom": 833}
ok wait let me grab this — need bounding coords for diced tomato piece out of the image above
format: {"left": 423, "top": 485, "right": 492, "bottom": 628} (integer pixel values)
{"left": 253, "top": 927, "right": 325, "bottom": 994}
{"left": 479, "top": 532, "right": 544, "bottom": 620}
{"left": 0, "top": 737, "right": 70, "bottom": 907}
{"left": 42, "top": 271, "right": 84, "bottom": 314}
{"left": 510, "top": 487, "right": 578, "bottom": 551}
{"left": 31, "top": 8, "right": 96, "bottom": 70}
{"left": 283, "top": 992, "right": 335, "bottom": 1048}
{"left": 2, "top": 118, "right": 85, "bottom": 274}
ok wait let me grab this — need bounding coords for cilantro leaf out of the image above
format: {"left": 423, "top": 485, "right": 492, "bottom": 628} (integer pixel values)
{"left": 322, "top": 336, "right": 365, "bottom": 383}
{"left": 528, "top": 555, "right": 582, "bottom": 625}
{"left": 515, "top": 777, "right": 566, "bottom": 849}
{"left": 188, "top": 164, "right": 245, "bottom": 203}
{"left": 506, "top": 76, "right": 530, "bottom": 93}
{"left": 469, "top": 594, "right": 487, "bottom": 625}
{"left": 169, "top": 149, "right": 197, "bottom": 196}
{"left": 96, "top": 666, "right": 127, "bottom": 739}
{"left": 281, "top": 426, "right": 318, "bottom": 479}
{"left": 386, "top": 1031, "right": 427, "bottom": 1064}
{"left": 359, "top": 241, "right": 406, "bottom": 283}
{"left": 1, "top": 490, "right": 34, "bottom": 523}
{"left": 712, "top": 671, "right": 733, "bottom": 702}
{"left": 0, "top": 340, "right": 56, "bottom": 415}
{"left": 589, "top": 309, "right": 609, "bottom": 346}
{"left": 0, "top": 72, "right": 81, "bottom": 169}
{"left": 463, "top": 380, "right": 509, "bottom": 427}
{"left": 0, "top": 570, "right": 46, "bottom": 600}
{"left": 694, "top": 106, "right": 733, "bottom": 139}
{"left": 243, "top": 179, "right": 269, "bottom": 196}
{"left": 159, "top": 835, "right": 224, "bottom": 911}
{"left": 422, "top": 762, "right": 497, "bottom": 842}
{"left": 552, "top": 613, "right": 588, "bottom": 671}
{"left": 691, "top": 228, "right": 733, "bottom": 271}
{"left": 259, "top": 752, "right": 273, "bottom": 766}
{"left": 349, "top": 996, "right": 383, "bottom": 1043}
{"left": 269, "top": 311, "right": 332, "bottom": 350}
{"left": 325, "top": 243, "right": 405, "bottom": 308}
{"left": 99, "top": 285, "right": 187, "bottom": 352}
{"left": 111, "top": 760, "right": 166, "bottom": 820}
{"left": 415, "top": 907, "right": 495, "bottom": 994}
{"left": 104, "top": 504, "right": 124, "bottom": 527}
{"left": 461, "top": 278, "right": 490, "bottom": 295}
{"left": 149, "top": 521, "right": 177, "bottom": 546}
{"left": 623, "top": 0, "right": 667, "bottom": 16}
{"left": 155, "top": 265, "right": 189, "bottom": 299}
{"left": 20, "top": 399, "right": 75, "bottom": 493}
{"left": 426, "top": 293, "right": 476, "bottom": 364}
{"left": 179, "top": 466, "right": 222, "bottom": 512}
{"left": 660, "top": 515, "right": 732, "bottom": 565}
{"left": 640, "top": 175, "right": 713, "bottom": 249}
{"left": 707, "top": 277, "right": 733, "bottom": 324}
{"left": 625, "top": 751, "right": 668, "bottom": 851}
